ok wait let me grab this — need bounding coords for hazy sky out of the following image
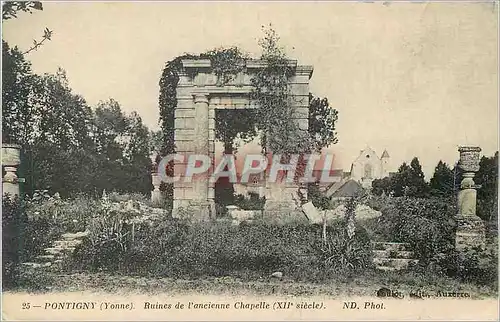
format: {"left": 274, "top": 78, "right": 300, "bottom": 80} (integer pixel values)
{"left": 3, "top": 2, "right": 498, "bottom": 178}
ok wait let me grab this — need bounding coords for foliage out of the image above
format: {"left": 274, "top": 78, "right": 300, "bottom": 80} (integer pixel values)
{"left": 2, "top": 41, "right": 39, "bottom": 145}
{"left": 2, "top": 2, "right": 53, "bottom": 55}
{"left": 429, "top": 160, "right": 456, "bottom": 197}
{"left": 436, "top": 242, "right": 498, "bottom": 288}
{"left": 2, "top": 195, "right": 27, "bottom": 288}
{"left": 250, "top": 26, "right": 311, "bottom": 154}
{"left": 3, "top": 39, "right": 152, "bottom": 198}
{"left": 71, "top": 197, "right": 140, "bottom": 272}
{"left": 475, "top": 152, "right": 498, "bottom": 223}
{"left": 312, "top": 220, "right": 373, "bottom": 275}
{"left": 371, "top": 157, "right": 429, "bottom": 198}
{"left": 307, "top": 182, "right": 331, "bottom": 209}
{"left": 2, "top": 1, "right": 43, "bottom": 20}
{"left": 308, "top": 94, "right": 338, "bottom": 152}
{"left": 71, "top": 217, "right": 373, "bottom": 281}
{"left": 371, "top": 177, "right": 392, "bottom": 197}
{"left": 375, "top": 197, "right": 456, "bottom": 264}
{"left": 233, "top": 192, "right": 266, "bottom": 210}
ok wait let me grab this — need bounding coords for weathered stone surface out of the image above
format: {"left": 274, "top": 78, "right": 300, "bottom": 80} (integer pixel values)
{"left": 161, "top": 59, "right": 314, "bottom": 220}
{"left": 454, "top": 146, "right": 485, "bottom": 251}
{"left": 457, "top": 189, "right": 477, "bottom": 216}
{"left": 61, "top": 231, "right": 89, "bottom": 240}
{"left": 302, "top": 202, "right": 324, "bottom": 224}
{"left": 227, "top": 207, "right": 261, "bottom": 223}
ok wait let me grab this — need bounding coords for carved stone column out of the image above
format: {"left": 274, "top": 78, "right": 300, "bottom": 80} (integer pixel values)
{"left": 150, "top": 160, "right": 164, "bottom": 208}
{"left": 187, "top": 92, "right": 213, "bottom": 221}
{"left": 455, "top": 146, "right": 486, "bottom": 251}
{"left": 2, "top": 144, "right": 22, "bottom": 199}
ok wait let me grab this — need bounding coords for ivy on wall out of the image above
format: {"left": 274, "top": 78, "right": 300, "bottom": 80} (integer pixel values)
{"left": 157, "top": 27, "right": 339, "bottom": 207}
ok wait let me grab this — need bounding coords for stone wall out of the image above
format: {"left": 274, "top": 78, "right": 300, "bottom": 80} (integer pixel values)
{"left": 168, "top": 59, "right": 313, "bottom": 221}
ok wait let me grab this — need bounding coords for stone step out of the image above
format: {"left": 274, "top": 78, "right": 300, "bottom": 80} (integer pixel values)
{"left": 45, "top": 247, "right": 75, "bottom": 255}
{"left": 372, "top": 242, "right": 411, "bottom": 252}
{"left": 61, "top": 231, "right": 89, "bottom": 241}
{"left": 373, "top": 250, "right": 414, "bottom": 259}
{"left": 53, "top": 240, "right": 82, "bottom": 248}
{"left": 373, "top": 258, "right": 418, "bottom": 270}
{"left": 22, "top": 262, "right": 52, "bottom": 268}
{"left": 375, "top": 266, "right": 399, "bottom": 272}
{"left": 36, "top": 254, "right": 57, "bottom": 261}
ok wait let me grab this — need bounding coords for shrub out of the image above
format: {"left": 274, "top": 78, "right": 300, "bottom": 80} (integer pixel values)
{"left": 376, "top": 197, "right": 456, "bottom": 265}
{"left": 2, "top": 195, "right": 27, "bottom": 289}
{"left": 312, "top": 220, "right": 373, "bottom": 276}
{"left": 71, "top": 214, "right": 373, "bottom": 282}
{"left": 233, "top": 192, "right": 266, "bottom": 210}
{"left": 437, "top": 241, "right": 498, "bottom": 289}
{"left": 71, "top": 198, "right": 138, "bottom": 272}
{"left": 307, "top": 183, "right": 331, "bottom": 210}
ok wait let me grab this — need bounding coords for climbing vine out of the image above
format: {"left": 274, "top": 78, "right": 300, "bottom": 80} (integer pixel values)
{"left": 157, "top": 27, "right": 339, "bottom": 205}
{"left": 250, "top": 27, "right": 312, "bottom": 155}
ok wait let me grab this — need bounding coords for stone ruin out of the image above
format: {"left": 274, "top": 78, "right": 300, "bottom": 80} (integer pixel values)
{"left": 455, "top": 146, "right": 486, "bottom": 250}
{"left": 1, "top": 143, "right": 23, "bottom": 199}
{"left": 151, "top": 59, "right": 314, "bottom": 221}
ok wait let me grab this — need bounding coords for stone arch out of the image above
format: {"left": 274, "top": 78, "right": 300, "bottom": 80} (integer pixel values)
{"left": 159, "top": 59, "right": 313, "bottom": 221}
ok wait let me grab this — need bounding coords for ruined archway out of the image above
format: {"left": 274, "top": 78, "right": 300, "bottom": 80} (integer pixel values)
{"left": 157, "top": 59, "right": 313, "bottom": 221}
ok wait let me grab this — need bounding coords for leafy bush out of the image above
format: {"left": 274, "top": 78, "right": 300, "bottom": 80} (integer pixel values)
{"left": 233, "top": 192, "right": 266, "bottom": 210}
{"left": 375, "top": 197, "right": 456, "bottom": 264}
{"left": 71, "top": 198, "right": 139, "bottom": 272}
{"left": 71, "top": 215, "right": 373, "bottom": 282}
{"left": 437, "top": 242, "right": 498, "bottom": 289}
{"left": 2, "top": 195, "right": 27, "bottom": 288}
{"left": 308, "top": 183, "right": 331, "bottom": 210}
{"left": 312, "top": 220, "right": 373, "bottom": 276}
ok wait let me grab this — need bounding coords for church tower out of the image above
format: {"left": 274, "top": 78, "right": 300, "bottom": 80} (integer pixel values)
{"left": 381, "top": 149, "right": 390, "bottom": 178}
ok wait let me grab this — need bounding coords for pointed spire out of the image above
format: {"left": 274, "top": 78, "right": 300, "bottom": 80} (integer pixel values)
{"left": 381, "top": 149, "right": 390, "bottom": 158}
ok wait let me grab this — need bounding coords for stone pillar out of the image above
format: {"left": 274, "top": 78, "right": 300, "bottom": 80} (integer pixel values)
{"left": 455, "top": 146, "right": 486, "bottom": 251}
{"left": 183, "top": 92, "right": 213, "bottom": 221}
{"left": 2, "top": 144, "right": 22, "bottom": 199}
{"left": 151, "top": 163, "right": 164, "bottom": 207}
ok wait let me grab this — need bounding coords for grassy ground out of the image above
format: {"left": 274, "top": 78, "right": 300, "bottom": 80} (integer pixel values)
{"left": 11, "top": 269, "right": 496, "bottom": 299}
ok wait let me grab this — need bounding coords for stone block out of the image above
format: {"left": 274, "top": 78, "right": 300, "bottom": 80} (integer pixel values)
{"left": 262, "top": 210, "right": 309, "bottom": 226}
{"left": 292, "top": 107, "right": 309, "bottom": 119}
{"left": 289, "top": 95, "right": 309, "bottom": 106}
{"left": 289, "top": 83, "right": 309, "bottom": 96}
{"left": 208, "top": 118, "right": 215, "bottom": 130}
{"left": 174, "top": 129, "right": 194, "bottom": 141}
{"left": 176, "top": 86, "right": 195, "bottom": 98}
{"left": 176, "top": 98, "right": 195, "bottom": 109}
{"left": 172, "top": 200, "right": 213, "bottom": 222}
{"left": 296, "top": 118, "right": 309, "bottom": 131}
{"left": 173, "top": 188, "right": 185, "bottom": 199}
{"left": 302, "top": 202, "right": 324, "bottom": 224}
{"left": 175, "top": 141, "right": 195, "bottom": 153}
{"left": 175, "top": 108, "right": 195, "bottom": 118}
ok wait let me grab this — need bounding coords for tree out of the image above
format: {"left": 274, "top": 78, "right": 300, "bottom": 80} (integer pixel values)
{"left": 2, "top": 2, "right": 53, "bottom": 55}
{"left": 308, "top": 94, "right": 338, "bottom": 152}
{"left": 2, "top": 1, "right": 43, "bottom": 20}
{"left": 380, "top": 157, "right": 429, "bottom": 198}
{"left": 2, "top": 41, "right": 37, "bottom": 144}
{"left": 429, "top": 160, "right": 455, "bottom": 197}
{"left": 92, "top": 99, "right": 152, "bottom": 195}
{"left": 475, "top": 152, "right": 498, "bottom": 222}
{"left": 371, "top": 177, "right": 392, "bottom": 196}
